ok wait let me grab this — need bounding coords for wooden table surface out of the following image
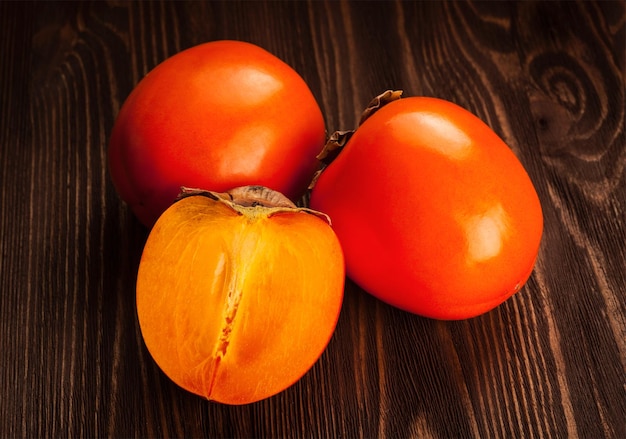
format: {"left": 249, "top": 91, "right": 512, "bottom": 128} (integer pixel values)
{"left": 1, "top": 1, "right": 625, "bottom": 438}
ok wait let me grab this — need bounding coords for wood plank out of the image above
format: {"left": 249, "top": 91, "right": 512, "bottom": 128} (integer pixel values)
{"left": 1, "top": 1, "right": 624, "bottom": 437}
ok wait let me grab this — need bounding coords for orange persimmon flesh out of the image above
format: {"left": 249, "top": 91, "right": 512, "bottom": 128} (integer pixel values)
{"left": 136, "top": 189, "right": 344, "bottom": 405}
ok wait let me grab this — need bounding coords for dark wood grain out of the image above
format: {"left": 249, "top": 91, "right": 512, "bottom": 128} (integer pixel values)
{"left": 1, "top": 1, "right": 624, "bottom": 438}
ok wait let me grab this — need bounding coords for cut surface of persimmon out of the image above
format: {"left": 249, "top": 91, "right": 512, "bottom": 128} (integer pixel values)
{"left": 136, "top": 186, "right": 345, "bottom": 405}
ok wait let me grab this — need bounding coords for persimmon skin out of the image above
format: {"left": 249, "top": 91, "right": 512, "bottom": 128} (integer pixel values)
{"left": 108, "top": 40, "right": 326, "bottom": 227}
{"left": 136, "top": 188, "right": 344, "bottom": 404}
{"left": 310, "top": 96, "right": 543, "bottom": 320}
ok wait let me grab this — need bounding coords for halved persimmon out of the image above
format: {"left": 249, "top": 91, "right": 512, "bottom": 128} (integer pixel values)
{"left": 136, "top": 186, "right": 345, "bottom": 404}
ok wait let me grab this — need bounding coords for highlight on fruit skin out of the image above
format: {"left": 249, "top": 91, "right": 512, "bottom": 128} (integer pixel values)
{"left": 136, "top": 186, "right": 345, "bottom": 405}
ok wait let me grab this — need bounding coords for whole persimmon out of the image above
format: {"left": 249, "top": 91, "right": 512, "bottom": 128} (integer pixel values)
{"left": 310, "top": 91, "right": 543, "bottom": 320}
{"left": 109, "top": 40, "right": 326, "bottom": 227}
{"left": 136, "top": 186, "right": 344, "bottom": 404}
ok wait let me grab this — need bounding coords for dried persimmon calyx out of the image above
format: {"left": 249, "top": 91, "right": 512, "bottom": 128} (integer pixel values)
{"left": 177, "top": 185, "right": 332, "bottom": 224}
